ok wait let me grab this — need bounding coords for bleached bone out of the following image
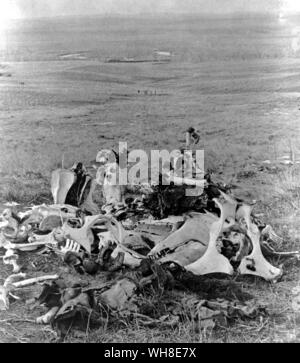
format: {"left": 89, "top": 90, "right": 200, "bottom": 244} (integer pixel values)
{"left": 28, "top": 204, "right": 78, "bottom": 221}
{"left": 96, "top": 162, "right": 125, "bottom": 205}
{"left": 261, "top": 240, "right": 300, "bottom": 259}
{"left": 0, "top": 274, "right": 58, "bottom": 311}
{"left": 13, "top": 274, "right": 59, "bottom": 288}
{"left": 110, "top": 244, "right": 145, "bottom": 268}
{"left": 185, "top": 199, "right": 234, "bottom": 276}
{"left": 159, "top": 240, "right": 207, "bottom": 266}
{"left": 0, "top": 212, "right": 29, "bottom": 243}
{"left": 3, "top": 249, "right": 20, "bottom": 273}
{"left": 61, "top": 215, "right": 124, "bottom": 254}
{"left": 9, "top": 240, "right": 58, "bottom": 252}
{"left": 60, "top": 239, "right": 81, "bottom": 255}
{"left": 261, "top": 225, "right": 283, "bottom": 244}
{"left": 0, "top": 209, "right": 19, "bottom": 237}
{"left": 79, "top": 178, "right": 99, "bottom": 214}
{"left": 51, "top": 169, "right": 76, "bottom": 204}
{"left": 149, "top": 213, "right": 215, "bottom": 256}
{"left": 0, "top": 273, "right": 26, "bottom": 310}
{"left": 218, "top": 191, "right": 238, "bottom": 223}
{"left": 36, "top": 307, "right": 60, "bottom": 324}
{"left": 237, "top": 205, "right": 282, "bottom": 281}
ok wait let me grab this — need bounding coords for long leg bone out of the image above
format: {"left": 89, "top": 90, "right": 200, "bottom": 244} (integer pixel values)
{"left": 185, "top": 198, "right": 234, "bottom": 275}
{"left": 0, "top": 274, "right": 58, "bottom": 310}
{"left": 36, "top": 307, "right": 60, "bottom": 324}
{"left": 237, "top": 205, "right": 282, "bottom": 281}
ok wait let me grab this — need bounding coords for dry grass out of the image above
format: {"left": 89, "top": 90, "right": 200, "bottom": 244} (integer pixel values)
{"left": 0, "top": 159, "right": 299, "bottom": 343}
{"left": 1, "top": 15, "right": 300, "bottom": 342}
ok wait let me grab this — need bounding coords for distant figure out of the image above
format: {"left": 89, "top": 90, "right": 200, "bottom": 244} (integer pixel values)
{"left": 185, "top": 127, "right": 200, "bottom": 148}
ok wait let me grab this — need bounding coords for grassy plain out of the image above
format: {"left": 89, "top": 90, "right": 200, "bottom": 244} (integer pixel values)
{"left": 0, "top": 15, "right": 299, "bottom": 342}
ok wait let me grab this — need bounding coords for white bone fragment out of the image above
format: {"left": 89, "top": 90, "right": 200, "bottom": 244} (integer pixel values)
{"left": 3, "top": 249, "right": 20, "bottom": 273}
{"left": 261, "top": 225, "right": 283, "bottom": 244}
{"left": 185, "top": 199, "right": 234, "bottom": 276}
{"left": 96, "top": 163, "right": 125, "bottom": 205}
{"left": 218, "top": 191, "right": 237, "bottom": 223}
{"left": 111, "top": 244, "right": 145, "bottom": 268}
{"left": 149, "top": 213, "right": 215, "bottom": 256}
{"left": 159, "top": 240, "right": 207, "bottom": 266}
{"left": 0, "top": 286, "right": 9, "bottom": 310}
{"left": 36, "top": 307, "right": 60, "bottom": 324}
{"left": 237, "top": 205, "right": 282, "bottom": 281}
{"left": 60, "top": 239, "right": 81, "bottom": 254}
{"left": 0, "top": 273, "right": 57, "bottom": 311}
{"left": 12, "top": 274, "right": 59, "bottom": 288}
{"left": 30, "top": 204, "right": 78, "bottom": 220}
{"left": 79, "top": 178, "right": 99, "bottom": 214}
{"left": 51, "top": 169, "right": 76, "bottom": 204}
{"left": 61, "top": 215, "right": 124, "bottom": 254}
{"left": 0, "top": 209, "right": 19, "bottom": 237}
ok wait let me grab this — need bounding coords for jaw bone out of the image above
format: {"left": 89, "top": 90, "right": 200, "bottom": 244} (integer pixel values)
{"left": 61, "top": 215, "right": 102, "bottom": 254}
{"left": 237, "top": 205, "right": 282, "bottom": 281}
{"left": 61, "top": 215, "right": 125, "bottom": 255}
{"left": 51, "top": 169, "right": 76, "bottom": 205}
{"left": 185, "top": 198, "right": 234, "bottom": 276}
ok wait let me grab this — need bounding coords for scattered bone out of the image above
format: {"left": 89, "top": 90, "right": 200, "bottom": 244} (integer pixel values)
{"left": 149, "top": 213, "right": 214, "bottom": 256}
{"left": 158, "top": 240, "right": 207, "bottom": 266}
{"left": 96, "top": 162, "right": 125, "bottom": 205}
{"left": 0, "top": 209, "right": 19, "bottom": 238}
{"left": 110, "top": 244, "right": 145, "bottom": 268}
{"left": 51, "top": 169, "right": 76, "bottom": 204}
{"left": 3, "top": 249, "right": 20, "bottom": 273}
{"left": 261, "top": 224, "right": 283, "bottom": 245}
{"left": 0, "top": 273, "right": 58, "bottom": 311}
{"left": 36, "top": 307, "right": 60, "bottom": 324}
{"left": 185, "top": 198, "right": 234, "bottom": 276}
{"left": 237, "top": 205, "right": 282, "bottom": 281}
{"left": 61, "top": 215, "right": 101, "bottom": 254}
{"left": 12, "top": 274, "right": 59, "bottom": 288}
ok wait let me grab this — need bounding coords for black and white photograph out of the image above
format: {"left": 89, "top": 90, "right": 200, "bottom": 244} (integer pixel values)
{"left": 0, "top": 0, "right": 300, "bottom": 345}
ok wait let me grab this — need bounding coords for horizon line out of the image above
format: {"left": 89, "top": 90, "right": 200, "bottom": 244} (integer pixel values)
{"left": 11, "top": 10, "right": 300, "bottom": 21}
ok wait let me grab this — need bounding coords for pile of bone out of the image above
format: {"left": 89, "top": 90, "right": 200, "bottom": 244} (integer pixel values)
{"left": 0, "top": 187, "right": 299, "bottom": 285}
{"left": 0, "top": 139, "right": 300, "bottom": 309}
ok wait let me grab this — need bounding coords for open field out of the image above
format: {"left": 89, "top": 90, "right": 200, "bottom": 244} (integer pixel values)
{"left": 0, "top": 15, "right": 300, "bottom": 342}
